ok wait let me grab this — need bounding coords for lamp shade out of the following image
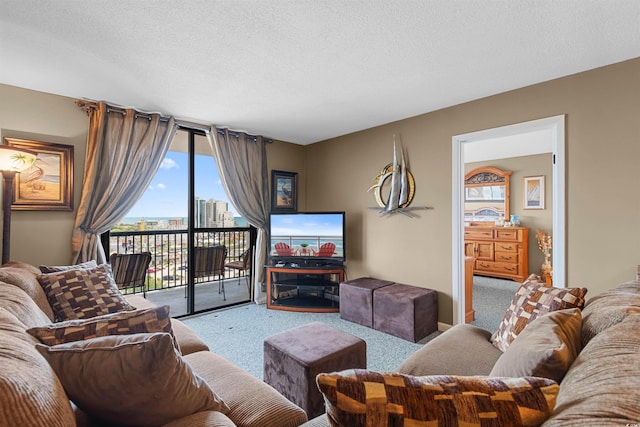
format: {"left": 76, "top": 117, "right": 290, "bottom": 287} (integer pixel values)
{"left": 0, "top": 145, "right": 37, "bottom": 172}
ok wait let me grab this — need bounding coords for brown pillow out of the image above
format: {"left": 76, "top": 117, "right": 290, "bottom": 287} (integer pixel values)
{"left": 0, "top": 266, "right": 55, "bottom": 320}
{"left": 490, "top": 308, "right": 582, "bottom": 382}
{"left": 317, "top": 369, "right": 559, "bottom": 427}
{"left": 27, "top": 305, "right": 178, "bottom": 350}
{"left": 37, "top": 263, "right": 135, "bottom": 321}
{"left": 36, "top": 333, "right": 228, "bottom": 426}
{"left": 492, "top": 275, "right": 587, "bottom": 352}
{"left": 39, "top": 260, "right": 98, "bottom": 273}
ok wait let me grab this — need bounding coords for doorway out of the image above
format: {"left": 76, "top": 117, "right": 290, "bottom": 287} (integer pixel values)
{"left": 451, "top": 115, "right": 566, "bottom": 325}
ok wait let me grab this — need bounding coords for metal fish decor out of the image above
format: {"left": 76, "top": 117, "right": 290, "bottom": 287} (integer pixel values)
{"left": 368, "top": 135, "right": 431, "bottom": 217}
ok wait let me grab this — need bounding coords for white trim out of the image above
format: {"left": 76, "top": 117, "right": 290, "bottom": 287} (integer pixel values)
{"left": 451, "top": 115, "right": 566, "bottom": 325}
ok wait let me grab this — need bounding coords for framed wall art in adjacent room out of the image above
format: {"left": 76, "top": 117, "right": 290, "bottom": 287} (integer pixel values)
{"left": 4, "top": 137, "right": 74, "bottom": 211}
{"left": 271, "top": 170, "right": 297, "bottom": 212}
{"left": 523, "top": 175, "right": 544, "bottom": 210}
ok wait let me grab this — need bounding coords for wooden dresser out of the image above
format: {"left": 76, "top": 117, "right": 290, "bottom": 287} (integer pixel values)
{"left": 464, "top": 226, "right": 529, "bottom": 282}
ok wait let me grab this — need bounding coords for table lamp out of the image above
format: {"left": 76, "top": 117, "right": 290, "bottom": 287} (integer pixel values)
{"left": 0, "top": 145, "right": 37, "bottom": 264}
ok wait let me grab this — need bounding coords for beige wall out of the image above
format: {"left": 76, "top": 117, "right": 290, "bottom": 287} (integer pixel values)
{"left": 2, "top": 57, "right": 639, "bottom": 324}
{"left": 305, "top": 58, "right": 640, "bottom": 323}
{"left": 0, "top": 84, "right": 87, "bottom": 265}
{"left": 465, "top": 154, "right": 554, "bottom": 274}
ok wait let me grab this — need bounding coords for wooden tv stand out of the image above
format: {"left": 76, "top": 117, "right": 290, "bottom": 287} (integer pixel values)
{"left": 266, "top": 265, "right": 344, "bottom": 312}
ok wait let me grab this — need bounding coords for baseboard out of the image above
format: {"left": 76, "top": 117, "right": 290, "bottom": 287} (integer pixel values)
{"left": 438, "top": 322, "right": 453, "bottom": 331}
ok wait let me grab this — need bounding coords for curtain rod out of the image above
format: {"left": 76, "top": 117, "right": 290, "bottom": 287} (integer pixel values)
{"left": 76, "top": 100, "right": 272, "bottom": 142}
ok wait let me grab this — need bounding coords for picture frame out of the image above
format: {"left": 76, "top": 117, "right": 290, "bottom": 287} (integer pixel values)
{"left": 3, "top": 137, "right": 74, "bottom": 211}
{"left": 523, "top": 175, "right": 544, "bottom": 209}
{"left": 271, "top": 170, "right": 297, "bottom": 212}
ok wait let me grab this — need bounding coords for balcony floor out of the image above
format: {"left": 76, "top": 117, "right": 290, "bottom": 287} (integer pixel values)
{"left": 140, "top": 276, "right": 252, "bottom": 317}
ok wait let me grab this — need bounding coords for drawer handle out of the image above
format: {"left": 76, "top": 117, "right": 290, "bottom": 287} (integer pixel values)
{"left": 503, "top": 266, "right": 516, "bottom": 272}
{"left": 499, "top": 255, "right": 513, "bottom": 260}
{"left": 500, "top": 245, "right": 514, "bottom": 250}
{"left": 479, "top": 262, "right": 490, "bottom": 268}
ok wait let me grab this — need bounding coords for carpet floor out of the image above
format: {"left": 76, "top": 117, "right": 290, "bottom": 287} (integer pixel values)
{"left": 182, "top": 276, "right": 519, "bottom": 379}
{"left": 182, "top": 304, "right": 439, "bottom": 379}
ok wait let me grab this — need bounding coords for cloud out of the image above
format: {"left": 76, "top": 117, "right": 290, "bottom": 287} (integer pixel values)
{"left": 156, "top": 183, "right": 166, "bottom": 190}
{"left": 160, "top": 158, "right": 178, "bottom": 169}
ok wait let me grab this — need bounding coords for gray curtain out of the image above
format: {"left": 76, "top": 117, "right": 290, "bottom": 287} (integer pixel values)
{"left": 72, "top": 102, "right": 177, "bottom": 264}
{"left": 208, "top": 128, "right": 270, "bottom": 304}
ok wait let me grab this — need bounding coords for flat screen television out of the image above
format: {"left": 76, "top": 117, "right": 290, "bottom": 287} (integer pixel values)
{"left": 269, "top": 211, "right": 345, "bottom": 266}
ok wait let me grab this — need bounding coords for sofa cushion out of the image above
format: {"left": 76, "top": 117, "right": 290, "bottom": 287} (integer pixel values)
{"left": 0, "top": 308, "right": 76, "bottom": 427}
{"left": 492, "top": 275, "right": 587, "bottom": 352}
{"left": 397, "top": 323, "right": 502, "bottom": 376}
{"left": 543, "top": 313, "right": 640, "bottom": 426}
{"left": 0, "top": 266, "right": 55, "bottom": 320}
{"left": 27, "top": 305, "right": 176, "bottom": 347}
{"left": 0, "top": 282, "right": 53, "bottom": 328}
{"left": 185, "top": 350, "right": 308, "bottom": 426}
{"left": 580, "top": 280, "right": 640, "bottom": 346}
{"left": 39, "top": 260, "right": 98, "bottom": 273}
{"left": 317, "top": 369, "right": 558, "bottom": 427}
{"left": 36, "top": 332, "right": 228, "bottom": 426}
{"left": 37, "top": 263, "right": 135, "bottom": 321}
{"left": 490, "top": 308, "right": 582, "bottom": 383}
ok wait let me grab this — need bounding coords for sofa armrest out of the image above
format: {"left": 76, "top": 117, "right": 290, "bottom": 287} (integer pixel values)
{"left": 162, "top": 410, "right": 236, "bottom": 427}
{"left": 397, "top": 323, "right": 502, "bottom": 376}
{"left": 185, "top": 351, "right": 308, "bottom": 427}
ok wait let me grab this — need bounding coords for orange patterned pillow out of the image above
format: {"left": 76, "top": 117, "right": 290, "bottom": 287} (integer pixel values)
{"left": 492, "top": 274, "right": 587, "bottom": 352}
{"left": 317, "top": 369, "right": 558, "bottom": 427}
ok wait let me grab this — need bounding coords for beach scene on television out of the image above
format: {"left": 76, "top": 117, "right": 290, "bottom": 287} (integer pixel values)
{"left": 270, "top": 213, "right": 344, "bottom": 258}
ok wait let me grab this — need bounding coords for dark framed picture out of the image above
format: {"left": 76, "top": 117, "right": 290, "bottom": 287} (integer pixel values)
{"left": 271, "top": 170, "right": 297, "bottom": 212}
{"left": 4, "top": 137, "right": 74, "bottom": 211}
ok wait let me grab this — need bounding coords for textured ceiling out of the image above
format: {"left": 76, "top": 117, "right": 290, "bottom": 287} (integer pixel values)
{"left": 1, "top": 1, "right": 639, "bottom": 144}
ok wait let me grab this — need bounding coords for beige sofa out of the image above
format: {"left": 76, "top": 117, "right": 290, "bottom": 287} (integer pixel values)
{"left": 0, "top": 261, "right": 308, "bottom": 427}
{"left": 303, "top": 277, "right": 640, "bottom": 426}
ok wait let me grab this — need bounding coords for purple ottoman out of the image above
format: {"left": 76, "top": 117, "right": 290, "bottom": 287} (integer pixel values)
{"left": 373, "top": 283, "right": 438, "bottom": 342}
{"left": 340, "top": 277, "right": 394, "bottom": 327}
{"left": 263, "top": 322, "right": 366, "bottom": 418}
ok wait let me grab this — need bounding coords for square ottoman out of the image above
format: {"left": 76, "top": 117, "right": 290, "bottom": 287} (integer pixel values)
{"left": 373, "top": 283, "right": 438, "bottom": 342}
{"left": 340, "top": 277, "right": 394, "bottom": 327}
{"left": 263, "top": 322, "right": 366, "bottom": 418}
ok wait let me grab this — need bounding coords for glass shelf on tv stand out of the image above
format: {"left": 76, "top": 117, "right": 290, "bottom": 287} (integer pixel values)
{"left": 265, "top": 265, "right": 344, "bottom": 312}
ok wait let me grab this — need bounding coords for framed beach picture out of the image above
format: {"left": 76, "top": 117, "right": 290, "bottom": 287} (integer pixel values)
{"left": 4, "top": 138, "right": 74, "bottom": 211}
{"left": 271, "top": 170, "right": 297, "bottom": 212}
{"left": 523, "top": 175, "right": 544, "bottom": 209}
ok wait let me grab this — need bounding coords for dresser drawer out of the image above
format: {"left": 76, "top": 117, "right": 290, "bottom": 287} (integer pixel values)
{"left": 495, "top": 251, "right": 518, "bottom": 263}
{"left": 495, "top": 242, "right": 518, "bottom": 252}
{"left": 476, "top": 260, "right": 520, "bottom": 275}
{"left": 464, "top": 228, "right": 494, "bottom": 239}
{"left": 495, "top": 229, "right": 521, "bottom": 241}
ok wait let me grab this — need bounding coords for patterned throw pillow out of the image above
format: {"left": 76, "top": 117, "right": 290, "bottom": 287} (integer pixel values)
{"left": 27, "top": 305, "right": 174, "bottom": 346}
{"left": 492, "top": 274, "right": 587, "bottom": 352}
{"left": 39, "top": 260, "right": 98, "bottom": 274}
{"left": 37, "top": 264, "right": 135, "bottom": 321}
{"left": 317, "top": 369, "right": 559, "bottom": 427}
{"left": 36, "top": 333, "right": 228, "bottom": 426}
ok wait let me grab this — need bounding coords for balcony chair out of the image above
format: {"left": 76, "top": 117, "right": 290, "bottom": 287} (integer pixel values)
{"left": 193, "top": 245, "right": 228, "bottom": 300}
{"left": 225, "top": 248, "right": 252, "bottom": 292}
{"left": 313, "top": 242, "right": 336, "bottom": 257}
{"left": 109, "top": 252, "right": 153, "bottom": 298}
{"left": 274, "top": 242, "right": 296, "bottom": 256}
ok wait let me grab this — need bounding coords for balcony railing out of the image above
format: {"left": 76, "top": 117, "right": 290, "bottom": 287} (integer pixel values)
{"left": 107, "top": 227, "right": 253, "bottom": 296}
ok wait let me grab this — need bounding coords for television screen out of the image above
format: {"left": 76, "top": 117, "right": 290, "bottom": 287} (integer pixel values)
{"left": 269, "top": 212, "right": 345, "bottom": 264}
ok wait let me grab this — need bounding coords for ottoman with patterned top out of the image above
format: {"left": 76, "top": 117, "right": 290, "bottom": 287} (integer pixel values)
{"left": 263, "top": 321, "right": 366, "bottom": 419}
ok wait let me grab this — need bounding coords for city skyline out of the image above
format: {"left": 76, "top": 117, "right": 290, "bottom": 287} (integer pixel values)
{"left": 125, "top": 150, "right": 240, "bottom": 218}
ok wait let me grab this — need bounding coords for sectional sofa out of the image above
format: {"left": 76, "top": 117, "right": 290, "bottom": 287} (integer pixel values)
{"left": 0, "top": 261, "right": 307, "bottom": 427}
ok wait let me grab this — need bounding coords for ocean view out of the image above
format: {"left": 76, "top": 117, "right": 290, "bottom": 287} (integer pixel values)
{"left": 121, "top": 216, "right": 248, "bottom": 227}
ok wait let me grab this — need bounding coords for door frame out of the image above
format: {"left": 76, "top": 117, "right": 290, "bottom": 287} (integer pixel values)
{"left": 451, "top": 115, "right": 566, "bottom": 325}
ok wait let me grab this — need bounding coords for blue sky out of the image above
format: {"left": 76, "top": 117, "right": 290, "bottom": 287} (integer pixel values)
{"left": 270, "top": 213, "right": 344, "bottom": 237}
{"left": 125, "top": 151, "right": 238, "bottom": 218}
